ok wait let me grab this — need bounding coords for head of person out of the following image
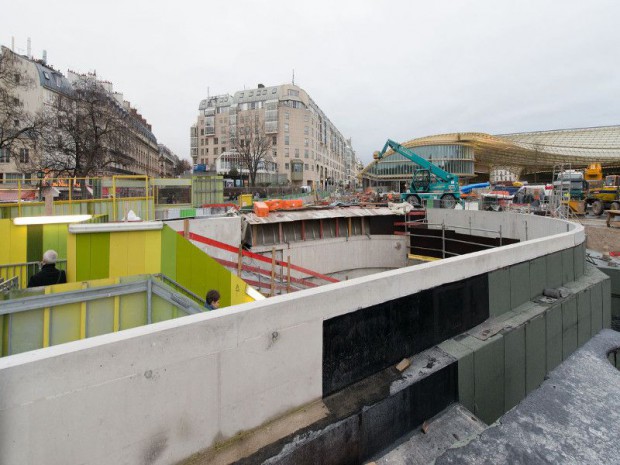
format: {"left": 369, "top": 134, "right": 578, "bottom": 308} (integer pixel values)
{"left": 206, "top": 290, "right": 221, "bottom": 308}
{"left": 42, "top": 250, "right": 58, "bottom": 266}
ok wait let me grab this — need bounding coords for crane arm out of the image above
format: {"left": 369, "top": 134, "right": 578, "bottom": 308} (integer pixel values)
{"left": 375, "top": 139, "right": 455, "bottom": 183}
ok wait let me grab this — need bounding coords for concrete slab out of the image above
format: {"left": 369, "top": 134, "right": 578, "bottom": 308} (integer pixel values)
{"left": 372, "top": 403, "right": 486, "bottom": 465}
{"left": 435, "top": 330, "right": 620, "bottom": 465}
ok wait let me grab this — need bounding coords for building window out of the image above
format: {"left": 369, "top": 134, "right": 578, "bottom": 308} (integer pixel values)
{"left": 19, "top": 149, "right": 29, "bottom": 163}
{"left": 206, "top": 148, "right": 209, "bottom": 154}
{"left": 284, "top": 123, "right": 289, "bottom": 133}
{"left": 285, "top": 148, "right": 289, "bottom": 157}
{"left": 285, "top": 136, "right": 289, "bottom": 145}
{"left": 304, "top": 126, "right": 308, "bottom": 134}
{"left": 285, "top": 112, "right": 289, "bottom": 120}
{"left": 304, "top": 138, "right": 309, "bottom": 147}
{"left": 221, "top": 146, "right": 226, "bottom": 153}
{"left": 214, "top": 137, "right": 219, "bottom": 144}
{"left": 288, "top": 89, "right": 299, "bottom": 97}
{"left": 272, "top": 136, "right": 277, "bottom": 145}
{"left": 295, "top": 148, "right": 299, "bottom": 157}
{"left": 304, "top": 115, "right": 309, "bottom": 122}
{"left": 214, "top": 148, "right": 219, "bottom": 155}
{"left": 285, "top": 163, "right": 289, "bottom": 169}
{"left": 304, "top": 149, "right": 309, "bottom": 158}
{"left": 0, "top": 148, "right": 10, "bottom": 163}
{"left": 305, "top": 164, "right": 309, "bottom": 170}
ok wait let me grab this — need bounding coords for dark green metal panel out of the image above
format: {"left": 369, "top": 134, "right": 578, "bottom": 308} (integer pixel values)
{"left": 529, "top": 257, "right": 547, "bottom": 299}
{"left": 562, "top": 248, "right": 575, "bottom": 285}
{"left": 489, "top": 268, "right": 511, "bottom": 318}
{"left": 577, "top": 290, "right": 591, "bottom": 346}
{"left": 510, "top": 262, "right": 530, "bottom": 309}
{"left": 602, "top": 278, "right": 612, "bottom": 328}
{"left": 573, "top": 243, "right": 585, "bottom": 279}
{"left": 525, "top": 314, "right": 546, "bottom": 394}
{"left": 545, "top": 303, "right": 563, "bottom": 372}
{"left": 546, "top": 252, "right": 563, "bottom": 289}
{"left": 26, "top": 224, "right": 43, "bottom": 263}
{"left": 590, "top": 282, "right": 603, "bottom": 336}
{"left": 504, "top": 325, "right": 525, "bottom": 411}
{"left": 562, "top": 297, "right": 578, "bottom": 360}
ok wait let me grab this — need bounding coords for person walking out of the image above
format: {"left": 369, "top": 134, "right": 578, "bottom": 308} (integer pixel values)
{"left": 204, "top": 289, "right": 221, "bottom": 310}
{"left": 27, "top": 250, "right": 67, "bottom": 288}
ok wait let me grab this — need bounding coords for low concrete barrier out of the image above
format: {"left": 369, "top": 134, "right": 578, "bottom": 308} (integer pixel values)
{"left": 0, "top": 211, "right": 595, "bottom": 465}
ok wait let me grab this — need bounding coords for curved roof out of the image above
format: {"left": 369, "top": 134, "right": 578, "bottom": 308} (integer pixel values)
{"left": 362, "top": 125, "right": 620, "bottom": 177}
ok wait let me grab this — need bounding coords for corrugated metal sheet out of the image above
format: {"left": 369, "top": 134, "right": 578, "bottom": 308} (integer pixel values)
{"left": 242, "top": 207, "right": 399, "bottom": 224}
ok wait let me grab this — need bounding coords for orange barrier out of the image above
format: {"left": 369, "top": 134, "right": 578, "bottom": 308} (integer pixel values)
{"left": 253, "top": 201, "right": 269, "bottom": 217}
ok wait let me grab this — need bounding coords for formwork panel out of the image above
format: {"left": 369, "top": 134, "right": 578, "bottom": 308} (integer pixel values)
{"left": 546, "top": 252, "right": 563, "bottom": 289}
{"left": 546, "top": 304, "right": 563, "bottom": 372}
{"left": 489, "top": 268, "right": 510, "bottom": 318}
{"left": 152, "top": 294, "right": 176, "bottom": 323}
{"left": 525, "top": 314, "right": 546, "bottom": 394}
{"left": 510, "top": 262, "right": 530, "bottom": 309}
{"left": 50, "top": 303, "right": 81, "bottom": 346}
{"left": 562, "top": 298, "right": 578, "bottom": 360}
{"left": 119, "top": 293, "right": 147, "bottom": 330}
{"left": 529, "top": 257, "right": 547, "bottom": 299}
{"left": 503, "top": 325, "right": 525, "bottom": 411}
{"left": 577, "top": 290, "right": 591, "bottom": 346}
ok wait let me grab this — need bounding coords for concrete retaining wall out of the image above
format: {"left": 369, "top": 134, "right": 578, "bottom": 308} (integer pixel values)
{"left": 0, "top": 212, "right": 593, "bottom": 465}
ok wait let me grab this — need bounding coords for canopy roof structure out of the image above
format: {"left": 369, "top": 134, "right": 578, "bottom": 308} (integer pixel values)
{"left": 362, "top": 125, "right": 620, "bottom": 180}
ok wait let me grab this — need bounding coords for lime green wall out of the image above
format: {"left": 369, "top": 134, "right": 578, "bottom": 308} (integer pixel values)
{"left": 75, "top": 233, "right": 110, "bottom": 281}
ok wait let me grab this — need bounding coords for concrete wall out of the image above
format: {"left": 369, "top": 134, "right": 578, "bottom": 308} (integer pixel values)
{"left": 253, "top": 235, "right": 409, "bottom": 274}
{"left": 0, "top": 212, "right": 590, "bottom": 465}
{"left": 167, "top": 216, "right": 241, "bottom": 261}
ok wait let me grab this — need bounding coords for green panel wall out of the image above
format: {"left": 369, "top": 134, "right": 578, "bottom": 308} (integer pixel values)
{"left": 7, "top": 311, "right": 43, "bottom": 355}
{"left": 161, "top": 226, "right": 178, "bottom": 280}
{"left": 119, "top": 293, "right": 147, "bottom": 330}
{"left": 152, "top": 294, "right": 177, "bottom": 322}
{"left": 27, "top": 225, "right": 43, "bottom": 263}
{"left": 87, "top": 297, "right": 115, "bottom": 337}
{"left": 76, "top": 233, "right": 110, "bottom": 281}
{"left": 562, "top": 297, "right": 578, "bottom": 360}
{"left": 42, "top": 224, "right": 68, "bottom": 259}
{"left": 525, "top": 314, "right": 546, "bottom": 394}
{"left": 50, "top": 303, "right": 81, "bottom": 346}
{"left": 545, "top": 303, "right": 563, "bottom": 371}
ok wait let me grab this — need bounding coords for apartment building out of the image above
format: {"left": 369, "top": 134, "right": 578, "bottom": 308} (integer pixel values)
{"left": 0, "top": 45, "right": 162, "bottom": 181}
{"left": 158, "top": 144, "right": 179, "bottom": 177}
{"left": 191, "top": 84, "right": 357, "bottom": 188}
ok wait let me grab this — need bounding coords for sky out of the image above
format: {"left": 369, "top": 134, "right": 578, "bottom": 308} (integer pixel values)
{"left": 4, "top": 0, "right": 620, "bottom": 164}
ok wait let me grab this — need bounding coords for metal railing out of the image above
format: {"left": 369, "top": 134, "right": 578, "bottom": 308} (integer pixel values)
{"left": 402, "top": 218, "right": 506, "bottom": 259}
{"left": 0, "top": 274, "right": 204, "bottom": 357}
{"left": 0, "top": 260, "right": 67, "bottom": 290}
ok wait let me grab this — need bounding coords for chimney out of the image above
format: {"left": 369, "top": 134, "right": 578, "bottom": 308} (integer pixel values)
{"left": 27, "top": 37, "right": 31, "bottom": 58}
{"left": 42, "top": 50, "right": 47, "bottom": 65}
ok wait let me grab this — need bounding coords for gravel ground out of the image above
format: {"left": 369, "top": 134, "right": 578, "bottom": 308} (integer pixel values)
{"left": 577, "top": 213, "right": 620, "bottom": 253}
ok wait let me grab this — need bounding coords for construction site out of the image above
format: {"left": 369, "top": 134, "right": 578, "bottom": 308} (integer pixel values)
{"left": 0, "top": 147, "right": 619, "bottom": 465}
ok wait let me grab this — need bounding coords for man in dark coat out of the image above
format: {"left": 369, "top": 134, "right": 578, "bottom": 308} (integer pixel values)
{"left": 27, "top": 250, "right": 67, "bottom": 288}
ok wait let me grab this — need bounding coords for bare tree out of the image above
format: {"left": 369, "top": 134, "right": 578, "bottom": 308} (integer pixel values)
{"left": 35, "top": 76, "right": 134, "bottom": 191}
{"left": 0, "top": 47, "right": 42, "bottom": 153}
{"left": 173, "top": 158, "right": 191, "bottom": 176}
{"left": 231, "top": 112, "right": 273, "bottom": 187}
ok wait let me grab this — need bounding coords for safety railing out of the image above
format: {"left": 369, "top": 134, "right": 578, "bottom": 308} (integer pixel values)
{"left": 0, "top": 274, "right": 204, "bottom": 357}
{"left": 0, "top": 260, "right": 67, "bottom": 290}
{"left": 153, "top": 273, "right": 206, "bottom": 307}
{"left": 398, "top": 218, "right": 508, "bottom": 260}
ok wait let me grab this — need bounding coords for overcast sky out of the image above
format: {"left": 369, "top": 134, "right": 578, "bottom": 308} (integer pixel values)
{"left": 4, "top": 0, "right": 620, "bottom": 164}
